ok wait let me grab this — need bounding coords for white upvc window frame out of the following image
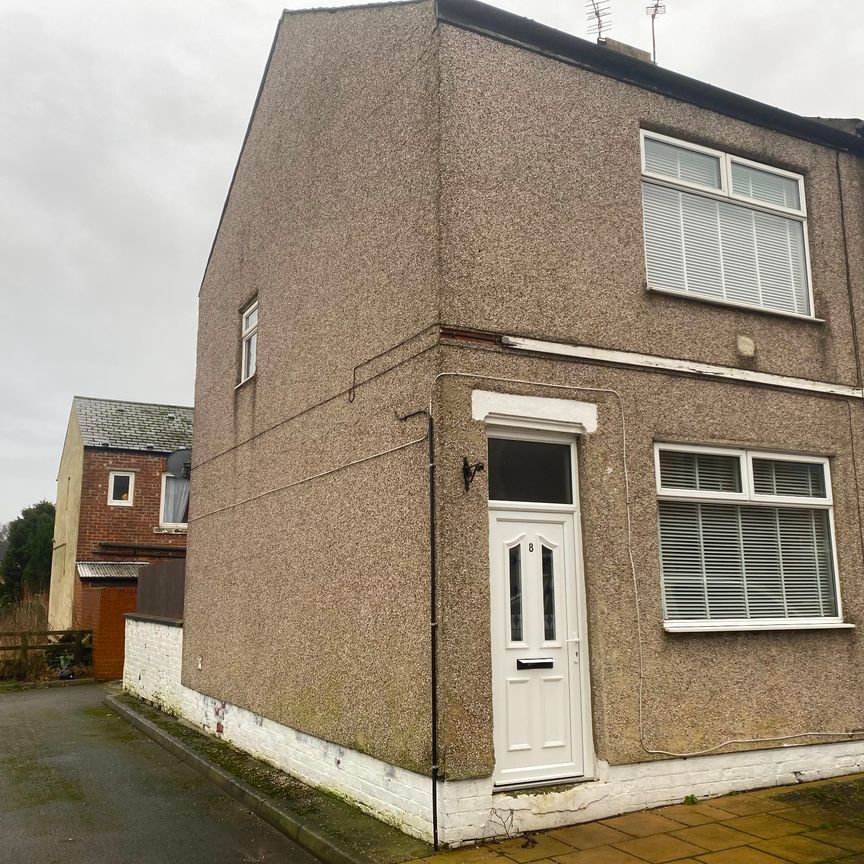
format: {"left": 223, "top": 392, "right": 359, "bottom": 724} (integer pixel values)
{"left": 159, "top": 472, "right": 189, "bottom": 529}
{"left": 486, "top": 426, "right": 580, "bottom": 515}
{"left": 640, "top": 129, "right": 729, "bottom": 196}
{"left": 654, "top": 442, "right": 748, "bottom": 503}
{"left": 654, "top": 442, "right": 849, "bottom": 633}
{"left": 240, "top": 297, "right": 258, "bottom": 384}
{"left": 107, "top": 471, "right": 135, "bottom": 507}
{"left": 639, "top": 130, "right": 815, "bottom": 319}
{"left": 726, "top": 151, "right": 807, "bottom": 219}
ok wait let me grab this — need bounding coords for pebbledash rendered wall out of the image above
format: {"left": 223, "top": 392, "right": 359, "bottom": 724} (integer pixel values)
{"left": 126, "top": 618, "right": 864, "bottom": 845}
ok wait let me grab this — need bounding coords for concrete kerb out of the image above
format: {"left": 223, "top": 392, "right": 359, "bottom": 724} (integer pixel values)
{"left": 105, "top": 694, "right": 376, "bottom": 864}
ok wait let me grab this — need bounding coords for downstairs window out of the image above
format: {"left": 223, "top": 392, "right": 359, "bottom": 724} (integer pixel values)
{"left": 655, "top": 444, "right": 844, "bottom": 632}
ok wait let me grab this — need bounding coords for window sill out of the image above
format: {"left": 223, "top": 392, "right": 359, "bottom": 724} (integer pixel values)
{"left": 664, "top": 620, "right": 855, "bottom": 633}
{"left": 153, "top": 526, "right": 187, "bottom": 535}
{"left": 647, "top": 285, "right": 825, "bottom": 324}
{"left": 235, "top": 374, "right": 256, "bottom": 391}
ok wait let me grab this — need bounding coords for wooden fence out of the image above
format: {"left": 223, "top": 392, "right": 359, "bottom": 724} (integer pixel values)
{"left": 135, "top": 559, "right": 185, "bottom": 621}
{"left": 0, "top": 629, "right": 92, "bottom": 675}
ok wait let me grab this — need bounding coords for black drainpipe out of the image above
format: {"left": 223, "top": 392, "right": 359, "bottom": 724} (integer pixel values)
{"left": 400, "top": 409, "right": 439, "bottom": 849}
{"left": 428, "top": 412, "right": 440, "bottom": 851}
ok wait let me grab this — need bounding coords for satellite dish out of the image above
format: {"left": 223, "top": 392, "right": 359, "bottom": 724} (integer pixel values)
{"left": 166, "top": 447, "right": 192, "bottom": 479}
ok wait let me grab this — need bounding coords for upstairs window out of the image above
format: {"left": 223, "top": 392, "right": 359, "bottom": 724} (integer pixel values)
{"left": 655, "top": 444, "right": 842, "bottom": 632}
{"left": 641, "top": 131, "right": 812, "bottom": 318}
{"left": 240, "top": 298, "right": 258, "bottom": 383}
{"left": 108, "top": 471, "right": 135, "bottom": 507}
{"left": 160, "top": 472, "right": 190, "bottom": 528}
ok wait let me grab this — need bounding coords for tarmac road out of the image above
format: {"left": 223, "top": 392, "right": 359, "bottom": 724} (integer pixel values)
{"left": 0, "top": 683, "right": 321, "bottom": 864}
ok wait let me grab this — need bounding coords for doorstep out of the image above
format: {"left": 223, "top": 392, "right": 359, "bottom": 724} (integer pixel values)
{"left": 409, "top": 773, "right": 864, "bottom": 864}
{"left": 106, "top": 691, "right": 432, "bottom": 864}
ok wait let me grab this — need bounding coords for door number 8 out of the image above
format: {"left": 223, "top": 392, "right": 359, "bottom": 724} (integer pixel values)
{"left": 528, "top": 543, "right": 534, "bottom": 552}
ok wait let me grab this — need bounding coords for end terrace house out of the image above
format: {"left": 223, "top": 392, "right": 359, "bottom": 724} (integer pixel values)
{"left": 124, "top": 0, "right": 864, "bottom": 848}
{"left": 49, "top": 396, "right": 193, "bottom": 679}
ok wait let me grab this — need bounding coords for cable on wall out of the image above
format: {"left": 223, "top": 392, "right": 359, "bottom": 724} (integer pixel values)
{"left": 191, "top": 328, "right": 439, "bottom": 474}
{"left": 187, "top": 434, "right": 427, "bottom": 523}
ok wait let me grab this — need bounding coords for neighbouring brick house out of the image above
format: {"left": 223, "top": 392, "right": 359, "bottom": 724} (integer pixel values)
{"left": 49, "top": 397, "right": 193, "bottom": 679}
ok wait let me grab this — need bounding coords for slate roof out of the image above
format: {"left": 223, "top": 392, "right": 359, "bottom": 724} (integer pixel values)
{"left": 74, "top": 396, "right": 193, "bottom": 454}
{"left": 76, "top": 561, "right": 148, "bottom": 581}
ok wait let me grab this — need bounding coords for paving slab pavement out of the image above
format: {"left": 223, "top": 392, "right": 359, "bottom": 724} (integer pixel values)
{"left": 0, "top": 683, "right": 321, "bottom": 864}
{"left": 409, "top": 774, "right": 864, "bottom": 864}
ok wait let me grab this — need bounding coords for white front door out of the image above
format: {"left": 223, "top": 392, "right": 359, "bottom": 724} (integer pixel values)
{"left": 489, "top": 510, "right": 587, "bottom": 785}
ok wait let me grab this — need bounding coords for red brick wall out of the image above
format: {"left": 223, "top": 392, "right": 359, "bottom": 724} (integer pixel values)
{"left": 73, "top": 449, "right": 187, "bottom": 619}
{"left": 72, "top": 449, "right": 187, "bottom": 676}
{"left": 77, "top": 449, "right": 188, "bottom": 560}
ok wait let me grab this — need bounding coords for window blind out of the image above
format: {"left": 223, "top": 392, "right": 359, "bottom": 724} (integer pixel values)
{"left": 659, "top": 501, "right": 837, "bottom": 620}
{"left": 642, "top": 182, "right": 810, "bottom": 315}
{"left": 644, "top": 137, "right": 722, "bottom": 190}
{"left": 656, "top": 447, "right": 838, "bottom": 625}
{"left": 752, "top": 458, "right": 826, "bottom": 498}
{"left": 659, "top": 449, "right": 741, "bottom": 493}
{"left": 731, "top": 162, "right": 801, "bottom": 211}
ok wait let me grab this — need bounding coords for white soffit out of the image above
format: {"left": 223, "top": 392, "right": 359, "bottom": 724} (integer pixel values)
{"left": 471, "top": 389, "right": 598, "bottom": 433}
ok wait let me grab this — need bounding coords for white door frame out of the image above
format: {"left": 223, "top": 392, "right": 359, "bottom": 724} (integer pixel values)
{"left": 487, "top": 426, "right": 595, "bottom": 788}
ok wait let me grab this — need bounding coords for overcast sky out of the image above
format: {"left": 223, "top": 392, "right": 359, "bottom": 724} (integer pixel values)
{"left": 0, "top": 0, "right": 861, "bottom": 525}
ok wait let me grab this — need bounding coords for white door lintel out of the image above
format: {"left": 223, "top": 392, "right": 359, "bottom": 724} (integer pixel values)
{"left": 471, "top": 390, "right": 598, "bottom": 434}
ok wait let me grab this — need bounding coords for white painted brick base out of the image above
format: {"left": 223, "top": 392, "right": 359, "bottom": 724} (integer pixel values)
{"left": 125, "top": 619, "right": 864, "bottom": 846}
{"left": 123, "top": 618, "right": 432, "bottom": 838}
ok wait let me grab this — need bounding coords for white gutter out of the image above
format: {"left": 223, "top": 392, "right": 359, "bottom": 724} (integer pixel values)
{"left": 501, "top": 336, "right": 864, "bottom": 400}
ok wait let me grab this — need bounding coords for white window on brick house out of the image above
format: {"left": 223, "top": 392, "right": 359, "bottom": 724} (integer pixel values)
{"left": 108, "top": 471, "right": 135, "bottom": 507}
{"left": 240, "top": 298, "right": 258, "bottom": 383}
{"left": 160, "top": 472, "right": 190, "bottom": 528}
{"left": 640, "top": 130, "right": 813, "bottom": 318}
{"left": 655, "top": 444, "right": 845, "bottom": 632}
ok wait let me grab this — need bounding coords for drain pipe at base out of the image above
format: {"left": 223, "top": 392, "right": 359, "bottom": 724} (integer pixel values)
{"left": 400, "top": 408, "right": 440, "bottom": 850}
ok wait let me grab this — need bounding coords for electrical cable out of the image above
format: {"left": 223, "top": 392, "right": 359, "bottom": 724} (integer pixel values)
{"left": 190, "top": 328, "right": 439, "bottom": 474}
{"left": 187, "top": 434, "right": 427, "bottom": 523}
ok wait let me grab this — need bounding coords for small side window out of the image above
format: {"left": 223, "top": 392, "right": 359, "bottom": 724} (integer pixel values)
{"left": 240, "top": 298, "right": 258, "bottom": 383}
{"left": 108, "top": 471, "right": 135, "bottom": 507}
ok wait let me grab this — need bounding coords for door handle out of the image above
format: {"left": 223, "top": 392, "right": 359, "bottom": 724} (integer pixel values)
{"left": 517, "top": 658, "right": 554, "bottom": 669}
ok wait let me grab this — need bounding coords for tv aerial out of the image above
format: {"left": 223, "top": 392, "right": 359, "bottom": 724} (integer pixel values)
{"left": 646, "top": 1, "right": 666, "bottom": 64}
{"left": 586, "top": 0, "right": 612, "bottom": 42}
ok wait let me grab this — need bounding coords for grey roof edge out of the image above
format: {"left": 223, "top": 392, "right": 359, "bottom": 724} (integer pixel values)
{"left": 435, "top": 0, "right": 864, "bottom": 157}
{"left": 282, "top": 0, "right": 427, "bottom": 14}
{"left": 73, "top": 395, "right": 193, "bottom": 412}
